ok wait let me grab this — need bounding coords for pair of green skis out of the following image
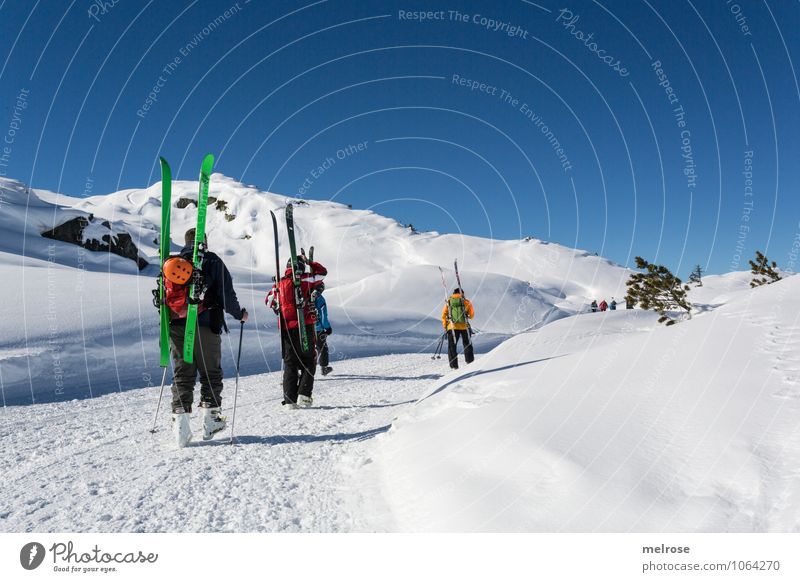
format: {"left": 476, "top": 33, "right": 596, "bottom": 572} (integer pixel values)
{"left": 158, "top": 154, "right": 214, "bottom": 367}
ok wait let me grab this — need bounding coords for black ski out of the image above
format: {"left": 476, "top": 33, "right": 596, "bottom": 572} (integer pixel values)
{"left": 270, "top": 210, "right": 285, "bottom": 360}
{"left": 285, "top": 204, "right": 310, "bottom": 353}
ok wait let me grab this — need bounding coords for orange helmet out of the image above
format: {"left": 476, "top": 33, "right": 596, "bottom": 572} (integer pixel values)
{"left": 163, "top": 256, "right": 193, "bottom": 284}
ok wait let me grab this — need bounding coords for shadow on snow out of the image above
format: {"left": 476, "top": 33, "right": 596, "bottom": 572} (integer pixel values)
{"left": 203, "top": 424, "right": 391, "bottom": 447}
{"left": 417, "top": 355, "right": 566, "bottom": 404}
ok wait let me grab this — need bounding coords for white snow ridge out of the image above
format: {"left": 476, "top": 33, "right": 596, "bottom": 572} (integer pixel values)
{"left": 1, "top": 175, "right": 799, "bottom": 532}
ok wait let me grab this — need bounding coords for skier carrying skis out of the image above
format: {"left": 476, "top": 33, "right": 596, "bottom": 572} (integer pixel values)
{"left": 442, "top": 287, "right": 475, "bottom": 369}
{"left": 313, "top": 282, "right": 333, "bottom": 376}
{"left": 166, "top": 228, "right": 248, "bottom": 445}
{"left": 266, "top": 256, "right": 327, "bottom": 407}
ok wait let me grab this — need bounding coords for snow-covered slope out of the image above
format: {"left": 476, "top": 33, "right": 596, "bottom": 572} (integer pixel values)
{"left": 0, "top": 175, "right": 630, "bottom": 404}
{"left": 688, "top": 271, "right": 754, "bottom": 306}
{"left": 363, "top": 275, "right": 800, "bottom": 532}
{"left": 0, "top": 354, "right": 439, "bottom": 532}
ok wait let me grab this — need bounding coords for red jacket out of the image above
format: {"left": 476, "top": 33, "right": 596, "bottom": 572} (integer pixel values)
{"left": 266, "top": 261, "right": 327, "bottom": 329}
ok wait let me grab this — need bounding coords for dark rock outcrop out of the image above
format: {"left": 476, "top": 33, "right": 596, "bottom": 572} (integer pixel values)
{"left": 177, "top": 196, "right": 235, "bottom": 220}
{"left": 41, "top": 215, "right": 148, "bottom": 270}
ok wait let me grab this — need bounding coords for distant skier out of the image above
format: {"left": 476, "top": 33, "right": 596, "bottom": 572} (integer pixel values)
{"left": 626, "top": 298, "right": 634, "bottom": 309}
{"left": 599, "top": 299, "right": 608, "bottom": 312}
{"left": 610, "top": 299, "right": 617, "bottom": 311}
{"left": 313, "top": 282, "right": 333, "bottom": 376}
{"left": 165, "top": 228, "right": 248, "bottom": 446}
{"left": 266, "top": 256, "right": 327, "bottom": 407}
{"left": 590, "top": 300, "right": 598, "bottom": 313}
{"left": 442, "top": 287, "right": 475, "bottom": 369}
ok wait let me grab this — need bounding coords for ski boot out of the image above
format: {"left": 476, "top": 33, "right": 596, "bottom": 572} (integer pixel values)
{"left": 282, "top": 400, "right": 298, "bottom": 410}
{"left": 321, "top": 366, "right": 333, "bottom": 376}
{"left": 298, "top": 394, "right": 313, "bottom": 408}
{"left": 171, "top": 410, "right": 192, "bottom": 448}
{"left": 200, "top": 405, "right": 227, "bottom": 440}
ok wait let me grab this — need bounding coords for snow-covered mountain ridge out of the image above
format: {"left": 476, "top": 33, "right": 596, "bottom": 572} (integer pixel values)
{"left": 0, "top": 174, "right": 631, "bottom": 404}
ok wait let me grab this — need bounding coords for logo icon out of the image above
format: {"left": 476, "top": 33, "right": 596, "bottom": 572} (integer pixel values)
{"left": 20, "top": 542, "right": 46, "bottom": 570}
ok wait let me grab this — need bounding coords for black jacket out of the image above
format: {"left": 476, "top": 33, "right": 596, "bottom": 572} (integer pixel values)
{"left": 174, "top": 245, "right": 244, "bottom": 332}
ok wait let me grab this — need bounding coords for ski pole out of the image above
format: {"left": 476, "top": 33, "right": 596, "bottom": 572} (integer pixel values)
{"left": 149, "top": 367, "right": 169, "bottom": 434}
{"left": 432, "top": 331, "right": 446, "bottom": 359}
{"left": 229, "top": 319, "right": 245, "bottom": 445}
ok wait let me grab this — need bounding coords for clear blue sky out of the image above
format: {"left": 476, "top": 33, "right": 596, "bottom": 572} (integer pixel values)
{"left": 1, "top": 0, "right": 798, "bottom": 276}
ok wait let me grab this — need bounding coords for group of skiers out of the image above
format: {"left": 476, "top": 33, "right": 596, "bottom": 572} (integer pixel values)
{"left": 160, "top": 227, "right": 476, "bottom": 446}
{"left": 161, "top": 227, "right": 334, "bottom": 446}
{"left": 590, "top": 298, "right": 634, "bottom": 312}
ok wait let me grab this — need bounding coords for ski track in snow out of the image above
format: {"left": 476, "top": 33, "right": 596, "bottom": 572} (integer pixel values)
{"left": 0, "top": 354, "right": 445, "bottom": 532}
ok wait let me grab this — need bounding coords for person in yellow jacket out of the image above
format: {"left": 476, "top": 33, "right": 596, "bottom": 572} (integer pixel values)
{"left": 442, "top": 288, "right": 475, "bottom": 369}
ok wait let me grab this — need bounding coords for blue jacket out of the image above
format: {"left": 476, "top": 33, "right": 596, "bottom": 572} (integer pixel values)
{"left": 315, "top": 293, "right": 330, "bottom": 332}
{"left": 174, "top": 245, "right": 244, "bottom": 332}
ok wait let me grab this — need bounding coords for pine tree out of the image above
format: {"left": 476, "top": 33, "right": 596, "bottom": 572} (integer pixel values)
{"left": 688, "top": 264, "right": 703, "bottom": 287}
{"left": 625, "top": 256, "right": 692, "bottom": 326}
{"left": 749, "top": 251, "right": 781, "bottom": 287}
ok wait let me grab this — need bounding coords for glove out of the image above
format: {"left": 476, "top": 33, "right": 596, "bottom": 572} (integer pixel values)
{"left": 240, "top": 308, "right": 249, "bottom": 323}
{"left": 325, "top": 327, "right": 332, "bottom": 336}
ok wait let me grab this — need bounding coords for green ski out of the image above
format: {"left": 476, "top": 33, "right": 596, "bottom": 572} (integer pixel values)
{"left": 158, "top": 157, "right": 172, "bottom": 367}
{"left": 285, "top": 203, "right": 310, "bottom": 354}
{"left": 183, "top": 153, "right": 214, "bottom": 363}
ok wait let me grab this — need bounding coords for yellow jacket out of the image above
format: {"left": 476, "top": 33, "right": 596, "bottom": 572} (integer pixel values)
{"left": 442, "top": 294, "right": 474, "bottom": 330}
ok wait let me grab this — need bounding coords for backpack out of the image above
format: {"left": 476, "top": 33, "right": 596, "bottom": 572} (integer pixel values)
{"left": 165, "top": 277, "right": 190, "bottom": 318}
{"left": 449, "top": 297, "right": 467, "bottom": 324}
{"left": 163, "top": 256, "right": 206, "bottom": 319}
{"left": 278, "top": 276, "right": 313, "bottom": 327}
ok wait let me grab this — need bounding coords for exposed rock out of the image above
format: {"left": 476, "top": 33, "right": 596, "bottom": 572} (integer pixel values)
{"left": 41, "top": 215, "right": 148, "bottom": 270}
{"left": 177, "top": 196, "right": 235, "bottom": 220}
{"left": 176, "top": 197, "right": 196, "bottom": 209}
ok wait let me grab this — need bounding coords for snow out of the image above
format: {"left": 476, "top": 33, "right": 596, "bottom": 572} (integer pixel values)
{"left": 0, "top": 354, "right": 438, "bottom": 532}
{"left": 364, "top": 276, "right": 800, "bottom": 532}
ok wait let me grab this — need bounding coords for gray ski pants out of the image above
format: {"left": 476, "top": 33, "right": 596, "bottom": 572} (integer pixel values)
{"left": 169, "top": 323, "right": 223, "bottom": 412}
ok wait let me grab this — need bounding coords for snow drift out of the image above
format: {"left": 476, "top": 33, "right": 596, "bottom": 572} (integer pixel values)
{"left": 365, "top": 275, "right": 800, "bottom": 532}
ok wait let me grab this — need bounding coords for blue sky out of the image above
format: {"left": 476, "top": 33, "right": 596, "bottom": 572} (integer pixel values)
{"left": 1, "top": 0, "right": 798, "bottom": 275}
